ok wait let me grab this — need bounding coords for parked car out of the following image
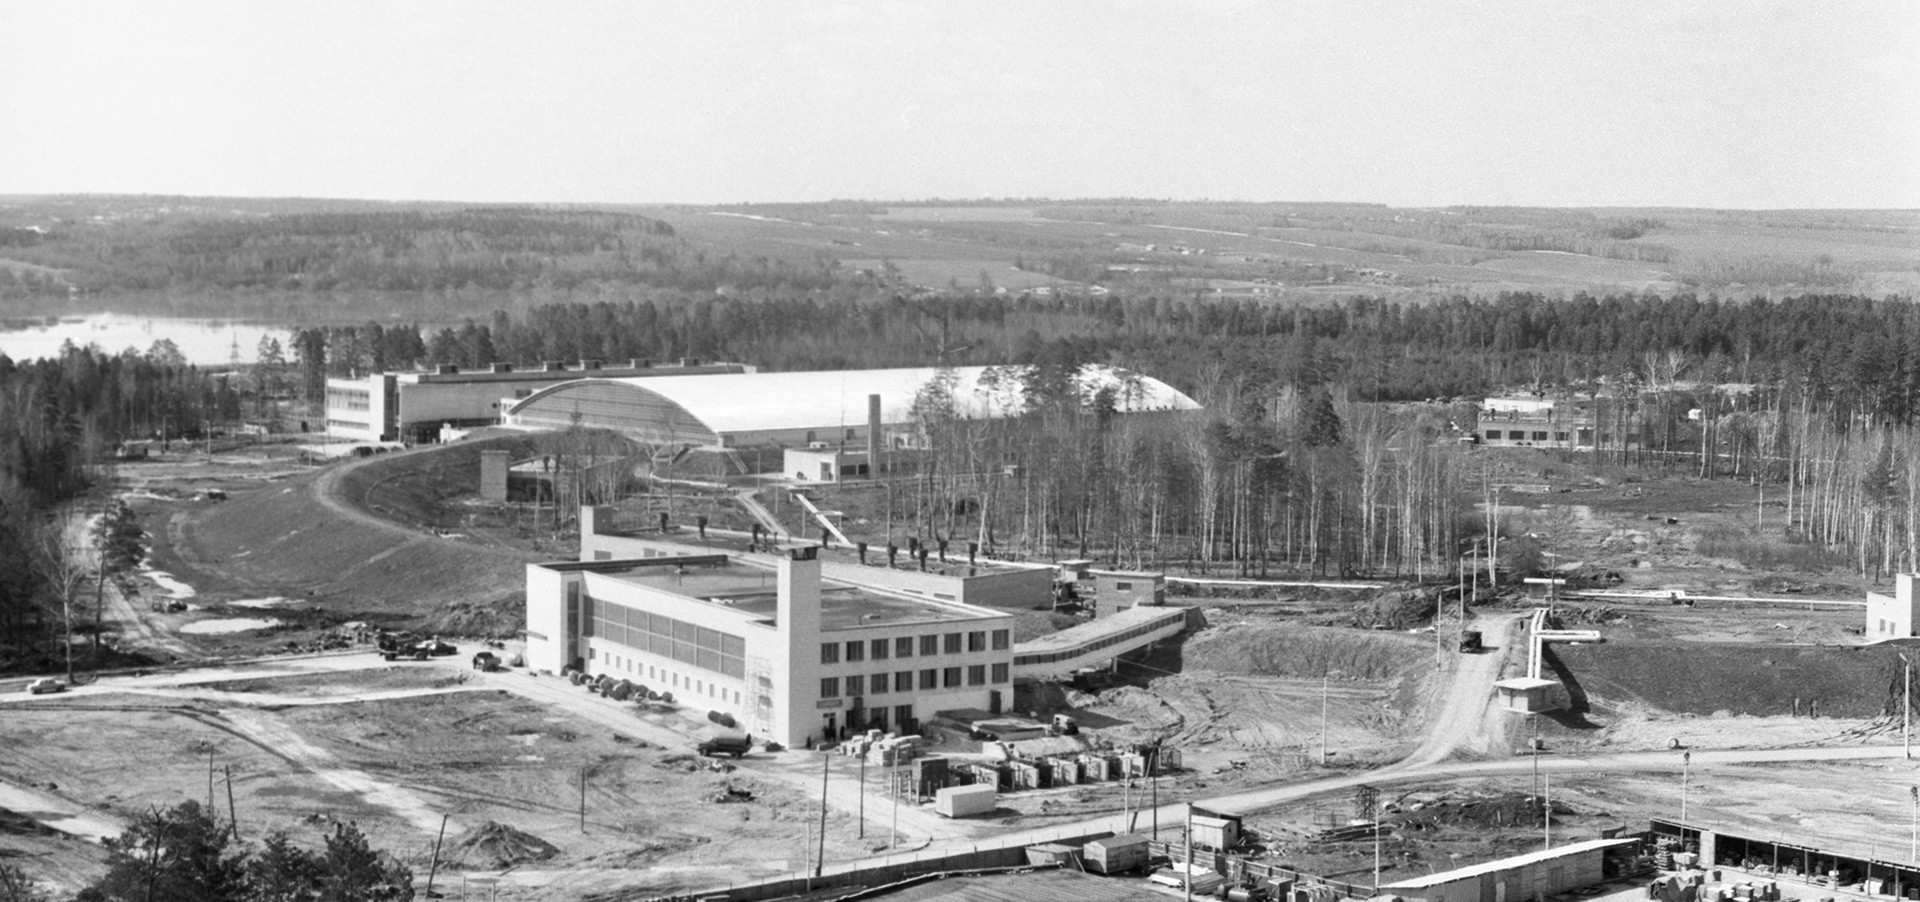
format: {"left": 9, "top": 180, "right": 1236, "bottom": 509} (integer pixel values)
{"left": 697, "top": 734, "right": 754, "bottom": 758}
{"left": 26, "top": 678, "right": 65, "bottom": 695}
{"left": 471, "top": 651, "right": 501, "bottom": 672}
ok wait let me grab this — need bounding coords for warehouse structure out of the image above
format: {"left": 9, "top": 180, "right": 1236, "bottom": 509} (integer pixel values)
{"left": 1379, "top": 837, "right": 1641, "bottom": 902}
{"left": 500, "top": 364, "right": 1201, "bottom": 451}
{"left": 325, "top": 357, "right": 751, "bottom": 443}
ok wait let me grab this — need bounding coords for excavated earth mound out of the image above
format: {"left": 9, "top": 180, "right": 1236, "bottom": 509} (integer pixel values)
{"left": 438, "top": 821, "right": 561, "bottom": 870}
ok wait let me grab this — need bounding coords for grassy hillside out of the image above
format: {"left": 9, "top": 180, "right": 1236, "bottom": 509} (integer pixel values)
{"left": 2, "top": 196, "right": 1912, "bottom": 323}
{"left": 166, "top": 437, "right": 548, "bottom": 636}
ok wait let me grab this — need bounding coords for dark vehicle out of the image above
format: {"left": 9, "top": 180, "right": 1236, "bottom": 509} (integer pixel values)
{"left": 472, "top": 651, "right": 501, "bottom": 671}
{"left": 1459, "top": 630, "right": 1484, "bottom": 653}
{"left": 378, "top": 633, "right": 457, "bottom": 661}
{"left": 698, "top": 734, "right": 753, "bottom": 758}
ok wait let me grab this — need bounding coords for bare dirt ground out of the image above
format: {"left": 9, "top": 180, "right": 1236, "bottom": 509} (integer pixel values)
{"left": 7, "top": 441, "right": 1911, "bottom": 899}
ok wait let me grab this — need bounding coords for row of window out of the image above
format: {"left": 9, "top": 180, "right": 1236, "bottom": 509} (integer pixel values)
{"left": 325, "top": 389, "right": 371, "bottom": 411}
{"left": 820, "top": 662, "right": 1010, "bottom": 698}
{"left": 821, "top": 629, "right": 1010, "bottom": 665}
{"left": 589, "top": 598, "right": 747, "bottom": 679}
{"left": 1012, "top": 610, "right": 1187, "bottom": 667}
{"left": 1486, "top": 429, "right": 1570, "bottom": 442}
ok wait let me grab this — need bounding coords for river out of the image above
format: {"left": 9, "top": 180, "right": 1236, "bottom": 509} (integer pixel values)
{"left": 0, "top": 313, "right": 292, "bottom": 366}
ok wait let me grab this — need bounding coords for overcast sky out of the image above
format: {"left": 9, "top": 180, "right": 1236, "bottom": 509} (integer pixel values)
{"left": 3, "top": 1, "right": 1915, "bottom": 208}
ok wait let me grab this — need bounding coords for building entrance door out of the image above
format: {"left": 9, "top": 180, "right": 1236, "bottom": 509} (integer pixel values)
{"left": 989, "top": 690, "right": 1002, "bottom": 715}
{"left": 821, "top": 713, "right": 837, "bottom": 742}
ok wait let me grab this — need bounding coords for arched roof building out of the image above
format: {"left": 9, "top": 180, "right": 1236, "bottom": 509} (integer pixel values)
{"left": 501, "top": 365, "right": 1200, "bottom": 448}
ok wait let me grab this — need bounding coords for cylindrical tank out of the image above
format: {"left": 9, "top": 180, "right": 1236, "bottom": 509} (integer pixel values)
{"left": 1226, "top": 888, "right": 1265, "bottom": 902}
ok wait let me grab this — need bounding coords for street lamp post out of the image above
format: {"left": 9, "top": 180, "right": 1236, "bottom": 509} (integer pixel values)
{"left": 1322, "top": 672, "right": 1331, "bottom": 765}
{"left": 1321, "top": 669, "right": 1342, "bottom": 765}
{"left": 1680, "top": 750, "right": 1691, "bottom": 827}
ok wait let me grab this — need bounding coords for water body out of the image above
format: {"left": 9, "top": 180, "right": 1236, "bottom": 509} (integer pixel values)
{"left": 0, "top": 313, "right": 291, "bottom": 366}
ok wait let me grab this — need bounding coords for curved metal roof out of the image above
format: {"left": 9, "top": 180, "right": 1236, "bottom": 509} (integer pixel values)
{"left": 505, "top": 365, "right": 1199, "bottom": 438}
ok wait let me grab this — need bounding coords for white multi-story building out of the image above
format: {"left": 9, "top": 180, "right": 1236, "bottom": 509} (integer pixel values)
{"left": 525, "top": 546, "right": 1018, "bottom": 748}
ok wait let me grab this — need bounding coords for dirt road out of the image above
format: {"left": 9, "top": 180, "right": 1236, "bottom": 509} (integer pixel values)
{"left": 1399, "top": 611, "right": 1526, "bottom": 767}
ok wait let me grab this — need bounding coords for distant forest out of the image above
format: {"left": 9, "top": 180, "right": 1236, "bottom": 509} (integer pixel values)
{"left": 291, "top": 292, "right": 1920, "bottom": 428}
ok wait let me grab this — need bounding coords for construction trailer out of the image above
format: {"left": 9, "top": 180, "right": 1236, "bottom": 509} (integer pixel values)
{"left": 934, "top": 784, "right": 996, "bottom": 818}
{"left": 1084, "top": 834, "right": 1152, "bottom": 875}
{"left": 1377, "top": 837, "right": 1640, "bottom": 902}
{"left": 1190, "top": 812, "right": 1243, "bottom": 851}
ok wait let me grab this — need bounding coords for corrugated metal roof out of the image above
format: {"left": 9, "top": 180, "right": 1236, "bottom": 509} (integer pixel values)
{"left": 1380, "top": 838, "right": 1638, "bottom": 889}
{"left": 505, "top": 365, "right": 1200, "bottom": 436}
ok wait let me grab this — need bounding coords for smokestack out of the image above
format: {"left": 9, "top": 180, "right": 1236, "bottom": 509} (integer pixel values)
{"left": 867, "top": 394, "right": 882, "bottom": 478}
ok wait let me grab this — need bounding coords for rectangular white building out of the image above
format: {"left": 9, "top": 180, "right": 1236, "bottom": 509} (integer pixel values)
{"left": 525, "top": 546, "right": 1018, "bottom": 748}
{"left": 1868, "top": 573, "right": 1919, "bottom": 642}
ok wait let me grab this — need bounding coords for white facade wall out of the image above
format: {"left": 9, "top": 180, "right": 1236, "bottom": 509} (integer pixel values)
{"left": 1868, "top": 573, "right": 1920, "bottom": 641}
{"left": 523, "top": 564, "right": 575, "bottom": 673}
{"left": 324, "top": 375, "right": 394, "bottom": 441}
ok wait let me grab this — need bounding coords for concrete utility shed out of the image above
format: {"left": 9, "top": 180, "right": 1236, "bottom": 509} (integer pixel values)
{"left": 1495, "top": 676, "right": 1561, "bottom": 714}
{"left": 1379, "top": 838, "right": 1640, "bottom": 902}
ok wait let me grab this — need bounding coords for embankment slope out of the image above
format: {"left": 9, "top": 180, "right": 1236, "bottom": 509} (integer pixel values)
{"left": 173, "top": 436, "right": 549, "bottom": 633}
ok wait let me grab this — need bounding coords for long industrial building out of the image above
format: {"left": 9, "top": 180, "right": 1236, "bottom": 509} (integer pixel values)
{"left": 500, "top": 364, "right": 1201, "bottom": 450}
{"left": 527, "top": 507, "right": 1193, "bottom": 748}
{"left": 324, "top": 358, "right": 752, "bottom": 443}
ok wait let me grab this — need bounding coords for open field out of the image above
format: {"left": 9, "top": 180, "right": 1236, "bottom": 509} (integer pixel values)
{"left": 649, "top": 202, "right": 1920, "bottom": 299}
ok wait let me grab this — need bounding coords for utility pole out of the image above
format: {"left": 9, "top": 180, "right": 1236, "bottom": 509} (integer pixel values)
{"left": 815, "top": 753, "right": 830, "bottom": 877}
{"left": 578, "top": 767, "right": 586, "bottom": 832}
{"left": 1530, "top": 716, "right": 1540, "bottom": 833}
{"left": 224, "top": 765, "right": 239, "bottom": 841}
{"left": 890, "top": 763, "right": 899, "bottom": 848}
{"left": 1150, "top": 746, "right": 1159, "bottom": 840}
{"left": 1903, "top": 653, "right": 1912, "bottom": 760}
{"left": 425, "top": 813, "right": 449, "bottom": 898}
{"left": 1911, "top": 785, "right": 1918, "bottom": 864}
{"left": 1184, "top": 803, "right": 1194, "bottom": 902}
{"left": 858, "top": 753, "right": 866, "bottom": 840}
{"left": 1373, "top": 802, "right": 1383, "bottom": 891}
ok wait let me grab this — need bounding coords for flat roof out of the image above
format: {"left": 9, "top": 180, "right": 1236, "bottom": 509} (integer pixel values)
{"left": 1494, "top": 677, "right": 1561, "bottom": 691}
{"left": 1016, "top": 605, "right": 1188, "bottom": 654}
{"left": 585, "top": 559, "right": 1000, "bottom": 630}
{"left": 1381, "top": 838, "right": 1637, "bottom": 889}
